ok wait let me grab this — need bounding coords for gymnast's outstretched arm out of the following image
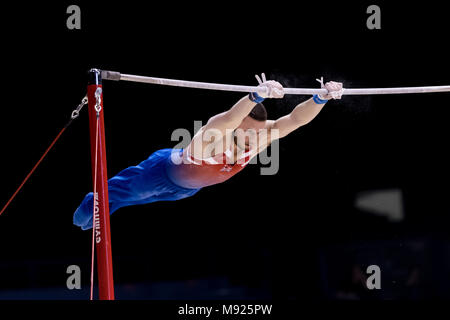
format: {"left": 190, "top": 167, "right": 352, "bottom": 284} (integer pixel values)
{"left": 266, "top": 80, "right": 344, "bottom": 139}
{"left": 187, "top": 75, "right": 284, "bottom": 160}
{"left": 203, "top": 78, "right": 284, "bottom": 136}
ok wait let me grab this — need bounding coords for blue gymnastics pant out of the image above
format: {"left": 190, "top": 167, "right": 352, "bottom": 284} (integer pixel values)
{"left": 73, "top": 148, "right": 200, "bottom": 230}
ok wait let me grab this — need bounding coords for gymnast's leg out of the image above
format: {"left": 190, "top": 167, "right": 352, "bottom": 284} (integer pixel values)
{"left": 73, "top": 148, "right": 200, "bottom": 230}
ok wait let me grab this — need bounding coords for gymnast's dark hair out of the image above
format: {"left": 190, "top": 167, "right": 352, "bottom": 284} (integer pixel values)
{"left": 248, "top": 103, "right": 267, "bottom": 121}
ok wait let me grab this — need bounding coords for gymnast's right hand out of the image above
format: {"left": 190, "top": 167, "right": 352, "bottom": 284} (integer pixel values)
{"left": 254, "top": 73, "right": 285, "bottom": 99}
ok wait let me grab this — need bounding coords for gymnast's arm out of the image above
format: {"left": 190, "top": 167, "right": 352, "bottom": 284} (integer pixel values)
{"left": 186, "top": 74, "right": 284, "bottom": 159}
{"left": 184, "top": 97, "right": 257, "bottom": 160}
{"left": 187, "top": 76, "right": 284, "bottom": 159}
{"left": 266, "top": 97, "right": 327, "bottom": 139}
{"left": 203, "top": 96, "right": 257, "bottom": 136}
{"left": 203, "top": 79, "right": 284, "bottom": 136}
{"left": 188, "top": 96, "right": 264, "bottom": 159}
{"left": 266, "top": 80, "right": 343, "bottom": 139}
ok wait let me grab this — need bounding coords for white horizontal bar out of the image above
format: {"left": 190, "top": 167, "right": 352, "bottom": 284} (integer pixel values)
{"left": 110, "top": 72, "right": 450, "bottom": 95}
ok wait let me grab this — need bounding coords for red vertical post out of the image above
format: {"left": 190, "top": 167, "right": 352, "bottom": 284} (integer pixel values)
{"left": 87, "top": 68, "right": 115, "bottom": 300}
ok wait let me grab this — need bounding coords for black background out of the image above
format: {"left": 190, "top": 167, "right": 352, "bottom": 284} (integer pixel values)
{"left": 0, "top": 1, "right": 449, "bottom": 302}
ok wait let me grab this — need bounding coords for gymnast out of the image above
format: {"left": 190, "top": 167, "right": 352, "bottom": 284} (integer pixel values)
{"left": 73, "top": 74, "right": 344, "bottom": 229}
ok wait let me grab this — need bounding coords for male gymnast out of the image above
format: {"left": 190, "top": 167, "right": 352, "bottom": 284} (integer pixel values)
{"left": 74, "top": 74, "right": 343, "bottom": 229}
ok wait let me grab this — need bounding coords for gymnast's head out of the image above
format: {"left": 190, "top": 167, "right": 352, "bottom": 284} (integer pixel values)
{"left": 234, "top": 103, "right": 267, "bottom": 151}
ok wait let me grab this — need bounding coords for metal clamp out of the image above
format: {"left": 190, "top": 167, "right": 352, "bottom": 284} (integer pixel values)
{"left": 94, "top": 88, "right": 102, "bottom": 114}
{"left": 71, "top": 96, "right": 88, "bottom": 120}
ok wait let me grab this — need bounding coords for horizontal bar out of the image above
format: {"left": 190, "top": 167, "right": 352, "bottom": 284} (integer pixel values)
{"left": 101, "top": 70, "right": 450, "bottom": 95}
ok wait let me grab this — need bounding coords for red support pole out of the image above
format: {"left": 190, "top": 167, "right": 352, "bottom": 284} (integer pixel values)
{"left": 87, "top": 69, "right": 115, "bottom": 300}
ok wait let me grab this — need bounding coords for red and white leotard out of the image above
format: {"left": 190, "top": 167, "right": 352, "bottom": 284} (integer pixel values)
{"left": 166, "top": 145, "right": 254, "bottom": 189}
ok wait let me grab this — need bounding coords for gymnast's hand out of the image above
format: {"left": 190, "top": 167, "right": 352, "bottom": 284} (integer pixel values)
{"left": 255, "top": 73, "right": 285, "bottom": 99}
{"left": 316, "top": 77, "right": 344, "bottom": 100}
